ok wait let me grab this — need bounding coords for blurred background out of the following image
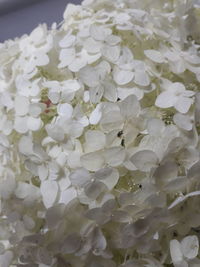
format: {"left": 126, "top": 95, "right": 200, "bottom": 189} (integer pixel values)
{"left": 0, "top": 0, "right": 81, "bottom": 42}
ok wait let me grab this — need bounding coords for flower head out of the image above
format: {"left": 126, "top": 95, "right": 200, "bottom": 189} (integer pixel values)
{"left": 1, "top": 0, "right": 200, "bottom": 266}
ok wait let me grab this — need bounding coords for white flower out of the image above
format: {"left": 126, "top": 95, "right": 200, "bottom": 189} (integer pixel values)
{"left": 163, "top": 42, "right": 200, "bottom": 74}
{"left": 170, "top": 236, "right": 199, "bottom": 267}
{"left": 155, "top": 82, "right": 195, "bottom": 113}
{"left": 1, "top": 0, "right": 200, "bottom": 265}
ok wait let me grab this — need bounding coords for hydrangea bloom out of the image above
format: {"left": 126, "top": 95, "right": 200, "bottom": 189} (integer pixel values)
{"left": 1, "top": 0, "right": 200, "bottom": 266}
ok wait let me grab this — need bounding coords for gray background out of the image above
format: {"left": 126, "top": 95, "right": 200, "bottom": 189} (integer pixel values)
{"left": 0, "top": 0, "right": 81, "bottom": 42}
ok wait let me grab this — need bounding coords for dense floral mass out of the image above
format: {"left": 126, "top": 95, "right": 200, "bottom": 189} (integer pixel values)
{"left": 1, "top": 0, "right": 200, "bottom": 266}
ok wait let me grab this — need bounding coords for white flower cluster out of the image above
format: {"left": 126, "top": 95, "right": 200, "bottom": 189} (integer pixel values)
{"left": 1, "top": 0, "right": 200, "bottom": 266}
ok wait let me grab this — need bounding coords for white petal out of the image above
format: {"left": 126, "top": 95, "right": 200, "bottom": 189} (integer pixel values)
{"left": 84, "top": 130, "right": 106, "bottom": 152}
{"left": 111, "top": 210, "right": 131, "bottom": 223}
{"left": 18, "top": 136, "right": 33, "bottom": 155}
{"left": 130, "top": 150, "right": 158, "bottom": 171}
{"left": 79, "top": 66, "right": 99, "bottom": 87}
{"left": 68, "top": 56, "right": 87, "bottom": 72}
{"left": 170, "top": 60, "right": 186, "bottom": 74}
{"left": 147, "top": 118, "right": 165, "bottom": 136}
{"left": 103, "top": 81, "right": 117, "bottom": 102}
{"left": 62, "top": 79, "right": 81, "bottom": 92}
{"left": 67, "top": 151, "right": 81, "bottom": 168}
{"left": 32, "top": 52, "right": 49, "bottom": 67}
{"left": 30, "top": 25, "right": 45, "bottom": 44}
{"left": 0, "top": 176, "right": 16, "bottom": 200}
{"left": 59, "top": 34, "right": 76, "bottom": 48}
{"left": 89, "top": 104, "right": 102, "bottom": 125}
{"left": 81, "top": 151, "right": 104, "bottom": 171}
{"left": 117, "top": 87, "right": 144, "bottom": 100}
{"left": 59, "top": 187, "right": 77, "bottom": 205}
{"left": 41, "top": 180, "right": 58, "bottom": 208}
{"left": 184, "top": 54, "right": 200, "bottom": 64}
{"left": 134, "top": 70, "right": 150, "bottom": 86}
{"left": 90, "top": 24, "right": 112, "bottom": 41}
{"left": 171, "top": 82, "right": 186, "bottom": 94}
{"left": 14, "top": 95, "right": 29, "bottom": 116}
{"left": 27, "top": 117, "right": 43, "bottom": 131}
{"left": 38, "top": 164, "right": 48, "bottom": 181}
{"left": 183, "top": 90, "right": 195, "bottom": 97}
{"left": 168, "top": 191, "right": 200, "bottom": 209}
{"left": 87, "top": 52, "right": 101, "bottom": 64}
{"left": 97, "top": 60, "right": 111, "bottom": 78}
{"left": 69, "top": 121, "right": 84, "bottom": 138}
{"left": 104, "top": 147, "right": 126, "bottom": 167}
{"left": 181, "top": 235, "right": 199, "bottom": 259}
{"left": 63, "top": 3, "right": 81, "bottom": 19}
{"left": 94, "top": 167, "right": 113, "bottom": 180}
{"left": 164, "top": 177, "right": 188, "bottom": 192}
{"left": 90, "top": 227, "right": 107, "bottom": 250}
{"left": 29, "top": 103, "right": 42, "bottom": 117}
{"left": 173, "top": 113, "right": 193, "bottom": 131}
{"left": 70, "top": 168, "right": 90, "bottom": 187}
{"left": 164, "top": 51, "right": 180, "bottom": 62}
{"left": 30, "top": 83, "right": 40, "bottom": 97}
{"left": 105, "top": 34, "right": 121, "bottom": 45}
{"left": 14, "top": 116, "right": 28, "bottom": 133}
{"left": 48, "top": 90, "right": 60, "bottom": 104}
{"left": 100, "top": 110, "right": 123, "bottom": 131}
{"left": 45, "top": 124, "right": 65, "bottom": 142}
{"left": 144, "top": 49, "right": 164, "bottom": 63}
{"left": 89, "top": 85, "right": 104, "bottom": 103}
{"left": 175, "top": 96, "right": 193, "bottom": 114}
{"left": 15, "top": 182, "right": 31, "bottom": 199}
{"left": 101, "top": 168, "right": 119, "bottom": 190}
{"left": 119, "top": 95, "right": 140, "bottom": 118}
{"left": 0, "top": 92, "right": 13, "bottom": 110}
{"left": 155, "top": 91, "right": 177, "bottom": 108}
{"left": 170, "top": 239, "right": 183, "bottom": 264}
{"left": 58, "top": 175, "right": 70, "bottom": 190}
{"left": 85, "top": 180, "right": 106, "bottom": 199}
{"left": 113, "top": 67, "right": 134, "bottom": 85}
{"left": 57, "top": 103, "right": 73, "bottom": 119}
{"left": 168, "top": 195, "right": 185, "bottom": 210}
{"left": 101, "top": 44, "right": 120, "bottom": 63}
{"left": 83, "top": 37, "right": 101, "bottom": 53}
{"left": 58, "top": 48, "right": 76, "bottom": 68}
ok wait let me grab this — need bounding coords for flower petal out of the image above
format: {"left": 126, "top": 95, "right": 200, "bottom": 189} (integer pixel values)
{"left": 41, "top": 180, "right": 58, "bottom": 208}
{"left": 130, "top": 150, "right": 158, "bottom": 171}
{"left": 170, "top": 239, "right": 183, "bottom": 264}
{"left": 175, "top": 96, "right": 193, "bottom": 114}
{"left": 181, "top": 235, "right": 199, "bottom": 259}
{"left": 58, "top": 48, "right": 76, "bottom": 68}
{"left": 155, "top": 91, "right": 177, "bottom": 108}
{"left": 173, "top": 113, "right": 193, "bottom": 131}
{"left": 81, "top": 151, "right": 104, "bottom": 171}
{"left": 113, "top": 67, "right": 134, "bottom": 85}
{"left": 57, "top": 103, "right": 73, "bottom": 119}
{"left": 14, "top": 95, "right": 29, "bottom": 116}
{"left": 144, "top": 49, "right": 164, "bottom": 63}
